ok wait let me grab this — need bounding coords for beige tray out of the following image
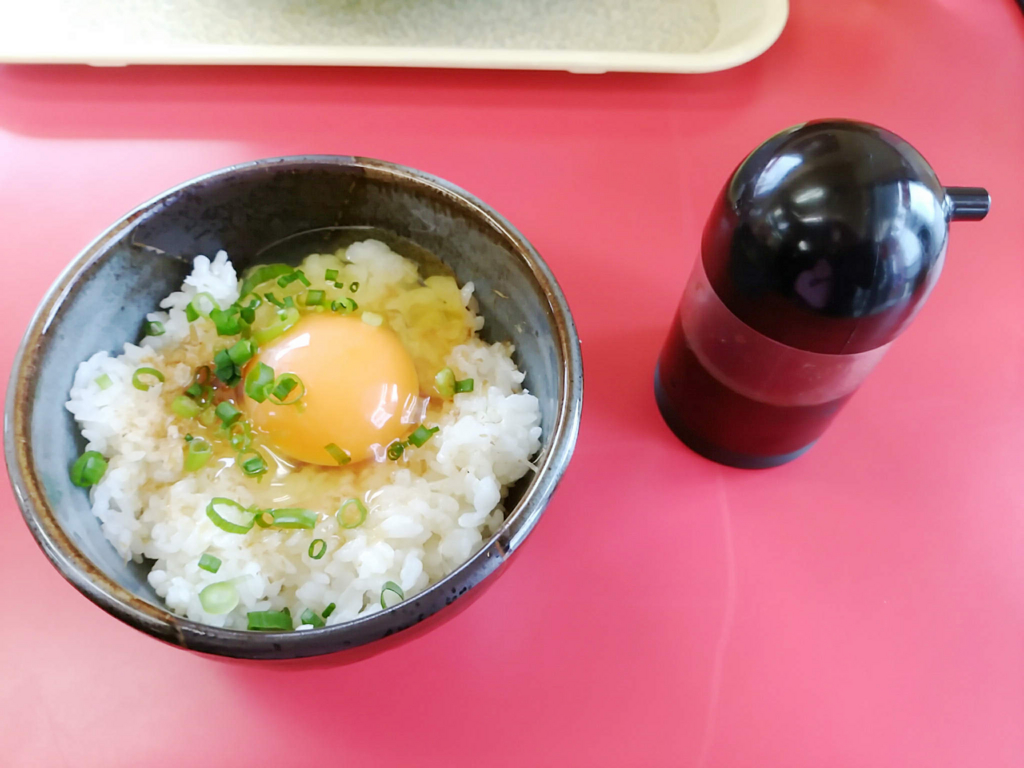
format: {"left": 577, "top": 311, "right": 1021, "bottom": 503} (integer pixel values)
{"left": 0, "top": 0, "right": 787, "bottom": 74}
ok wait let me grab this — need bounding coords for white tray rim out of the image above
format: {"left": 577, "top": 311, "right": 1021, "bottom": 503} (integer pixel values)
{"left": 0, "top": 0, "right": 788, "bottom": 73}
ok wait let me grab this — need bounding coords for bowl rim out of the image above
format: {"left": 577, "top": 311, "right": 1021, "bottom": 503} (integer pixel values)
{"left": 3, "top": 155, "right": 583, "bottom": 659}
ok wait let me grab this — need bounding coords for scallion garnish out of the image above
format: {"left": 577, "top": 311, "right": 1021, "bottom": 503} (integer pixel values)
{"left": 324, "top": 268, "right": 338, "bottom": 282}
{"left": 240, "top": 264, "right": 294, "bottom": 298}
{"left": 213, "top": 348, "right": 240, "bottom": 385}
{"left": 295, "top": 270, "right": 311, "bottom": 287}
{"left": 228, "top": 421, "right": 253, "bottom": 452}
{"left": 198, "top": 407, "right": 217, "bottom": 427}
{"left": 227, "top": 338, "right": 255, "bottom": 366}
{"left": 206, "top": 497, "right": 255, "bottom": 534}
{"left": 308, "top": 539, "right": 327, "bottom": 560}
{"left": 252, "top": 307, "right": 299, "bottom": 345}
{"left": 215, "top": 401, "right": 242, "bottom": 426}
{"left": 455, "top": 378, "right": 475, "bottom": 394}
{"left": 305, "top": 289, "right": 325, "bottom": 307}
{"left": 386, "top": 441, "right": 405, "bottom": 461}
{"left": 185, "top": 303, "right": 199, "bottom": 322}
{"left": 185, "top": 382, "right": 203, "bottom": 399}
{"left": 132, "top": 367, "right": 165, "bottom": 391}
{"left": 300, "top": 608, "right": 325, "bottom": 628}
{"left": 247, "top": 609, "right": 292, "bottom": 631}
{"left": 184, "top": 438, "right": 213, "bottom": 471}
{"left": 324, "top": 443, "right": 351, "bottom": 465}
{"left": 210, "top": 307, "right": 241, "bottom": 336}
{"left": 269, "top": 508, "right": 318, "bottom": 529}
{"left": 198, "top": 553, "right": 222, "bottom": 573}
{"left": 277, "top": 273, "right": 299, "bottom": 288}
{"left": 268, "top": 373, "right": 304, "bottom": 405}
{"left": 70, "top": 450, "right": 107, "bottom": 487}
{"left": 238, "top": 450, "right": 267, "bottom": 478}
{"left": 407, "top": 425, "right": 439, "bottom": 448}
{"left": 361, "top": 311, "right": 383, "bottom": 327}
{"left": 380, "top": 581, "right": 405, "bottom": 609}
{"left": 199, "top": 581, "right": 239, "bottom": 615}
{"left": 263, "top": 292, "right": 285, "bottom": 308}
{"left": 434, "top": 368, "right": 455, "bottom": 398}
{"left": 331, "top": 297, "right": 357, "bottom": 313}
{"left": 144, "top": 320, "right": 166, "bottom": 337}
{"left": 188, "top": 292, "right": 218, "bottom": 319}
{"left": 172, "top": 394, "right": 203, "bottom": 419}
{"left": 349, "top": 281, "right": 359, "bottom": 293}
{"left": 95, "top": 374, "right": 113, "bottom": 390}
{"left": 243, "top": 362, "right": 275, "bottom": 403}
{"left": 336, "top": 498, "right": 367, "bottom": 529}
{"left": 322, "top": 602, "right": 336, "bottom": 618}
{"left": 253, "top": 509, "right": 274, "bottom": 528}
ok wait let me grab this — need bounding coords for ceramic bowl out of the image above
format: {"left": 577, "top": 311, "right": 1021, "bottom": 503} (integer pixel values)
{"left": 4, "top": 156, "right": 582, "bottom": 659}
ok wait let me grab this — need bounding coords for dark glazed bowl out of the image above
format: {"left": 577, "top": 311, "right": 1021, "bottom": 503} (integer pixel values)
{"left": 4, "top": 156, "right": 583, "bottom": 659}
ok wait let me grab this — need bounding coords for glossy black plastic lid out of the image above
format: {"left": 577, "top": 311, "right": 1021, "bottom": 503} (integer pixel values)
{"left": 701, "top": 120, "right": 989, "bottom": 354}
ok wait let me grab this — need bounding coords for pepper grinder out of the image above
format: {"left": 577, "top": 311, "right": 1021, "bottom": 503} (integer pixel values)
{"left": 655, "top": 119, "right": 990, "bottom": 468}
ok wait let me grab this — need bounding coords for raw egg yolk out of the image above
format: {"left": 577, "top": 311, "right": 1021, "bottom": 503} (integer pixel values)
{"left": 244, "top": 314, "right": 419, "bottom": 465}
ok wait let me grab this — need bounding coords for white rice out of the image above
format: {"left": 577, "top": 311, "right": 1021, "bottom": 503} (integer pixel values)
{"left": 65, "top": 246, "right": 542, "bottom": 629}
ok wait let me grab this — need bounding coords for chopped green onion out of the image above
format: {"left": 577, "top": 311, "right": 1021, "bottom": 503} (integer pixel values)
{"left": 95, "top": 373, "right": 113, "bottom": 390}
{"left": 253, "top": 307, "right": 299, "bottom": 345}
{"left": 263, "top": 292, "right": 285, "bottom": 308}
{"left": 188, "top": 292, "right": 218, "bottom": 319}
{"left": 349, "top": 281, "right": 360, "bottom": 293}
{"left": 361, "top": 311, "right": 383, "bottom": 327}
{"left": 247, "top": 609, "right": 292, "bottom": 631}
{"left": 184, "top": 438, "right": 213, "bottom": 471}
{"left": 407, "top": 425, "right": 440, "bottom": 448}
{"left": 324, "top": 268, "right": 338, "bottom": 282}
{"left": 198, "top": 407, "right": 218, "bottom": 427}
{"left": 305, "top": 289, "right": 325, "bottom": 307}
{"left": 268, "top": 373, "right": 304, "bottom": 405}
{"left": 324, "top": 443, "right": 351, "bottom": 466}
{"left": 244, "top": 362, "right": 275, "bottom": 403}
{"left": 455, "top": 378, "right": 475, "bottom": 394}
{"left": 215, "top": 401, "right": 242, "bottom": 426}
{"left": 213, "top": 348, "right": 240, "bottom": 385}
{"left": 198, "top": 553, "right": 222, "bottom": 573}
{"left": 172, "top": 394, "right": 203, "bottom": 419}
{"left": 185, "top": 434, "right": 194, "bottom": 442}
{"left": 300, "top": 608, "right": 325, "bottom": 628}
{"left": 144, "top": 320, "right": 165, "bottom": 337}
{"left": 185, "top": 303, "right": 199, "bottom": 322}
{"left": 322, "top": 602, "right": 336, "bottom": 618}
{"left": 308, "top": 539, "right": 327, "bottom": 559}
{"left": 206, "top": 497, "right": 254, "bottom": 534}
{"left": 228, "top": 421, "right": 253, "bottom": 452}
{"left": 240, "top": 264, "right": 294, "bottom": 297}
{"left": 227, "top": 338, "right": 255, "bottom": 366}
{"left": 239, "top": 303, "right": 258, "bottom": 324}
{"left": 238, "top": 450, "right": 267, "bottom": 478}
{"left": 277, "top": 273, "right": 299, "bottom": 288}
{"left": 132, "top": 367, "right": 165, "bottom": 391}
{"left": 199, "top": 581, "right": 239, "bottom": 615}
{"left": 336, "top": 498, "right": 367, "bottom": 529}
{"left": 185, "top": 382, "right": 204, "bottom": 399}
{"left": 282, "top": 296, "right": 296, "bottom": 309}
{"left": 295, "top": 270, "right": 311, "bottom": 287}
{"left": 269, "top": 508, "right": 318, "bottom": 529}
{"left": 380, "top": 581, "right": 404, "bottom": 609}
{"left": 331, "top": 297, "right": 357, "bottom": 313}
{"left": 386, "top": 441, "right": 405, "bottom": 461}
{"left": 210, "top": 307, "right": 241, "bottom": 336}
{"left": 70, "top": 450, "right": 107, "bottom": 487}
{"left": 253, "top": 509, "right": 274, "bottom": 528}
{"left": 434, "top": 367, "right": 455, "bottom": 398}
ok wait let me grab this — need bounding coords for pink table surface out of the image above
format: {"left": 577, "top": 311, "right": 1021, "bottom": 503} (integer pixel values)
{"left": 2, "top": 1, "right": 1023, "bottom": 765}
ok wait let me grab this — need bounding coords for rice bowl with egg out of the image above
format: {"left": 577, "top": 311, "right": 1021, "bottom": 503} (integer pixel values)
{"left": 65, "top": 241, "right": 542, "bottom": 630}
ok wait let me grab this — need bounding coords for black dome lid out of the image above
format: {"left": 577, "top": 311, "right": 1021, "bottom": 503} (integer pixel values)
{"left": 701, "top": 119, "right": 988, "bottom": 354}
